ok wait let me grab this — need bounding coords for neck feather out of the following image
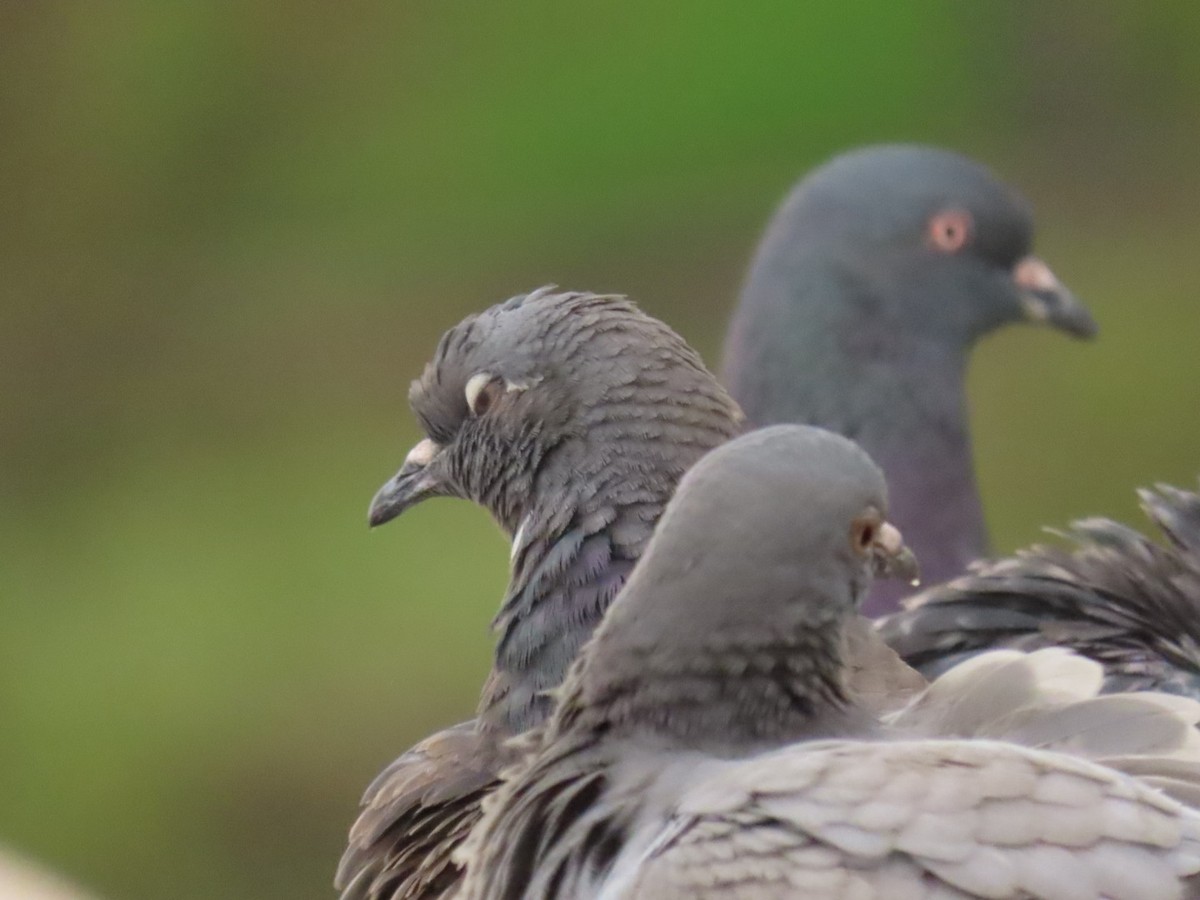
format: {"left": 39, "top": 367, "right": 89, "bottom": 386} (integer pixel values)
{"left": 475, "top": 371, "right": 741, "bottom": 735}
{"left": 477, "top": 438, "right": 731, "bottom": 734}
{"left": 723, "top": 268, "right": 987, "bottom": 615}
{"left": 560, "top": 618, "right": 862, "bottom": 752}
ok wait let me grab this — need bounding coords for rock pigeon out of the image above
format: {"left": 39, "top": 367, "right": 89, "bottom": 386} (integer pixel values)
{"left": 337, "top": 288, "right": 744, "bottom": 899}
{"left": 721, "top": 144, "right": 1097, "bottom": 617}
{"left": 460, "top": 427, "right": 1200, "bottom": 900}
{"left": 881, "top": 481, "right": 1200, "bottom": 698}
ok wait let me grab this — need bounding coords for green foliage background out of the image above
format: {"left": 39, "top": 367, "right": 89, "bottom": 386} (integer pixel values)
{"left": 2, "top": 4, "right": 1198, "bottom": 898}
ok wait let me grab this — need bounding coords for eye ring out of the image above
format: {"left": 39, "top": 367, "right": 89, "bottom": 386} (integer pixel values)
{"left": 850, "top": 516, "right": 878, "bottom": 554}
{"left": 927, "top": 209, "right": 973, "bottom": 254}
{"left": 465, "top": 372, "right": 504, "bottom": 416}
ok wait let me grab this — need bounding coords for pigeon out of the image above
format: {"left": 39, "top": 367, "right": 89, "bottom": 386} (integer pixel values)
{"left": 337, "top": 288, "right": 744, "bottom": 899}
{"left": 881, "top": 481, "right": 1200, "bottom": 698}
{"left": 459, "top": 426, "right": 1200, "bottom": 900}
{"left": 721, "top": 144, "right": 1097, "bottom": 617}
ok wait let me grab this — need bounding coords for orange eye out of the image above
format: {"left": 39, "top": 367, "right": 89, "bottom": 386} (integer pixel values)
{"left": 928, "top": 209, "right": 972, "bottom": 253}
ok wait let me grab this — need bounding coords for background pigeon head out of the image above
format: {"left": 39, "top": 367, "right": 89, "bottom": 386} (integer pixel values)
{"left": 735, "top": 144, "right": 1095, "bottom": 351}
{"left": 369, "top": 286, "right": 742, "bottom": 538}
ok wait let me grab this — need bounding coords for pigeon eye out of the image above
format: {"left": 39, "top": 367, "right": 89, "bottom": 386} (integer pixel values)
{"left": 928, "top": 209, "right": 972, "bottom": 254}
{"left": 465, "top": 372, "right": 504, "bottom": 416}
{"left": 850, "top": 517, "right": 877, "bottom": 554}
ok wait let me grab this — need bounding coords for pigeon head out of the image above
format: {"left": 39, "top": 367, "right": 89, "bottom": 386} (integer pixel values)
{"left": 602, "top": 425, "right": 916, "bottom": 643}
{"left": 368, "top": 287, "right": 742, "bottom": 538}
{"left": 563, "top": 425, "right": 916, "bottom": 744}
{"left": 753, "top": 144, "right": 1095, "bottom": 344}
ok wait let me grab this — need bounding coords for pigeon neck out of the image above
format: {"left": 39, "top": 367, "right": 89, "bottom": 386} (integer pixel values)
{"left": 474, "top": 478, "right": 676, "bottom": 737}
{"left": 723, "top": 272, "right": 987, "bottom": 615}
{"left": 860, "top": 385, "right": 986, "bottom": 616}
{"left": 563, "top": 616, "right": 859, "bottom": 752}
{"left": 472, "top": 369, "right": 741, "bottom": 738}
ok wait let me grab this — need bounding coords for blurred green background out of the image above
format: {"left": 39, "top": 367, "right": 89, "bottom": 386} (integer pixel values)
{"left": 2, "top": 3, "right": 1198, "bottom": 898}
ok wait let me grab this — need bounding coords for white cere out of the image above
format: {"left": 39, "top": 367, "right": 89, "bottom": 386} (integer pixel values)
{"left": 404, "top": 437, "right": 440, "bottom": 468}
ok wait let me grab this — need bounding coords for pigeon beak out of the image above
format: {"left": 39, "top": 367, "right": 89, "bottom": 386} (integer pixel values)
{"left": 368, "top": 438, "right": 445, "bottom": 527}
{"left": 1012, "top": 255, "right": 1098, "bottom": 339}
{"left": 872, "top": 521, "right": 921, "bottom": 586}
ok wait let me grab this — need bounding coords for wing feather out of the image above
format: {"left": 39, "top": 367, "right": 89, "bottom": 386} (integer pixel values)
{"left": 624, "top": 740, "right": 1200, "bottom": 899}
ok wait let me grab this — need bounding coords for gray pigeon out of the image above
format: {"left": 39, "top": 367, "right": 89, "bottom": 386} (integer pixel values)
{"left": 337, "top": 289, "right": 744, "bottom": 899}
{"left": 460, "top": 427, "right": 1200, "bottom": 900}
{"left": 881, "top": 481, "right": 1200, "bottom": 698}
{"left": 721, "top": 145, "right": 1097, "bottom": 617}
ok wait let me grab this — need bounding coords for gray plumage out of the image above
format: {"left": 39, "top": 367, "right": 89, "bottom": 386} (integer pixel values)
{"left": 721, "top": 144, "right": 1096, "bottom": 616}
{"left": 881, "top": 481, "right": 1200, "bottom": 699}
{"left": 338, "top": 288, "right": 743, "bottom": 899}
{"left": 460, "top": 427, "right": 1200, "bottom": 900}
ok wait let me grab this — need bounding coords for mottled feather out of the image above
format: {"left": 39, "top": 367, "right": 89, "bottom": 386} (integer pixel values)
{"left": 881, "top": 482, "right": 1200, "bottom": 698}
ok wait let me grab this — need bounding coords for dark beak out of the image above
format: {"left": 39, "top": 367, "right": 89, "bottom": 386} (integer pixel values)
{"left": 872, "top": 522, "right": 920, "bottom": 586}
{"left": 368, "top": 438, "right": 444, "bottom": 528}
{"left": 1013, "top": 255, "right": 1098, "bottom": 339}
